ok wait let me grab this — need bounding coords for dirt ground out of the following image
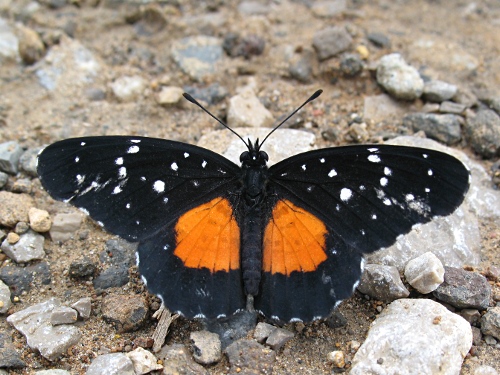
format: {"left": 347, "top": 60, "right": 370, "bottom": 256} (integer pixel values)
{"left": 1, "top": 0, "right": 500, "bottom": 374}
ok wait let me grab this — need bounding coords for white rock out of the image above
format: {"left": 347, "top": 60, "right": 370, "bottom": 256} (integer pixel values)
{"left": 49, "top": 213, "right": 82, "bottom": 242}
{"left": 29, "top": 207, "right": 51, "bottom": 232}
{"left": 227, "top": 88, "right": 274, "bottom": 128}
{"left": 350, "top": 299, "right": 472, "bottom": 375}
{"left": 156, "top": 86, "right": 184, "bottom": 107}
{"left": 0, "top": 18, "right": 19, "bottom": 61}
{"left": 190, "top": 330, "right": 222, "bottom": 365}
{"left": 1, "top": 229, "right": 45, "bottom": 263}
{"left": 126, "top": 347, "right": 163, "bottom": 374}
{"left": 110, "top": 75, "right": 146, "bottom": 102}
{"left": 86, "top": 353, "right": 135, "bottom": 375}
{"left": 404, "top": 252, "right": 445, "bottom": 294}
{"left": 376, "top": 53, "right": 424, "bottom": 100}
{"left": 0, "top": 279, "right": 12, "bottom": 314}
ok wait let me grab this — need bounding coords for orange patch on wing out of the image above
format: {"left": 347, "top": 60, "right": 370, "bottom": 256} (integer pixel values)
{"left": 263, "top": 200, "right": 327, "bottom": 275}
{"left": 174, "top": 197, "right": 240, "bottom": 272}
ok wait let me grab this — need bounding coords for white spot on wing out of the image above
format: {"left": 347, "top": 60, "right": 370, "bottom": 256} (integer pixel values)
{"left": 115, "top": 157, "right": 123, "bottom": 165}
{"left": 79, "top": 207, "right": 89, "bottom": 215}
{"left": 380, "top": 177, "right": 388, "bottom": 186}
{"left": 171, "top": 162, "right": 178, "bottom": 171}
{"left": 340, "top": 188, "right": 352, "bottom": 202}
{"left": 368, "top": 155, "right": 381, "bottom": 163}
{"left": 75, "top": 156, "right": 80, "bottom": 163}
{"left": 184, "top": 152, "right": 190, "bottom": 158}
{"left": 80, "top": 141, "right": 86, "bottom": 146}
{"left": 319, "top": 158, "right": 325, "bottom": 163}
{"left": 118, "top": 167, "right": 127, "bottom": 179}
{"left": 423, "top": 153, "right": 428, "bottom": 158}
{"left": 127, "top": 145, "right": 139, "bottom": 153}
{"left": 153, "top": 180, "right": 165, "bottom": 193}
{"left": 112, "top": 186, "right": 122, "bottom": 194}
{"left": 371, "top": 214, "right": 377, "bottom": 220}
{"left": 425, "top": 188, "right": 430, "bottom": 193}
{"left": 301, "top": 164, "right": 306, "bottom": 171}
{"left": 202, "top": 160, "right": 207, "bottom": 168}
{"left": 384, "top": 167, "right": 392, "bottom": 176}
{"left": 328, "top": 169, "right": 337, "bottom": 177}
{"left": 383, "top": 197, "right": 392, "bottom": 205}
{"left": 76, "top": 174, "right": 85, "bottom": 185}
{"left": 406, "top": 194, "right": 415, "bottom": 201}
{"left": 126, "top": 203, "right": 131, "bottom": 209}
{"left": 131, "top": 139, "right": 141, "bottom": 143}
{"left": 428, "top": 169, "right": 433, "bottom": 176}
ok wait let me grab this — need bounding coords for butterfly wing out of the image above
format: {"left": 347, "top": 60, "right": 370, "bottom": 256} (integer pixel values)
{"left": 255, "top": 145, "right": 469, "bottom": 321}
{"left": 38, "top": 136, "right": 246, "bottom": 318}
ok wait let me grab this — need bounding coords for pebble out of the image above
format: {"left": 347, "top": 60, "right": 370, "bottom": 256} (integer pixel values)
{"left": 1, "top": 229, "right": 45, "bottom": 263}
{"left": 17, "top": 25, "right": 45, "bottom": 64}
{"left": 28, "top": 207, "right": 52, "bottom": 233}
{"left": 340, "top": 53, "right": 363, "bottom": 77}
{"left": 326, "top": 310, "right": 348, "bottom": 329}
{"left": 327, "top": 350, "right": 345, "bottom": 368}
{"left": 93, "top": 265, "right": 129, "bottom": 291}
{"left": 157, "top": 344, "right": 207, "bottom": 375}
{"left": 6, "top": 232, "right": 19, "bottom": 244}
{"left": 0, "top": 171, "right": 7, "bottom": 188}
{"left": 6, "top": 298, "right": 81, "bottom": 361}
{"left": 11, "top": 178, "right": 32, "bottom": 194}
{"left": 422, "top": 80, "right": 458, "bottom": 102}
{"left": 363, "top": 94, "right": 411, "bottom": 123}
{"left": 0, "top": 262, "right": 51, "bottom": 295}
{"left": 110, "top": 75, "right": 147, "bottom": 102}
{"left": 356, "top": 44, "right": 369, "bottom": 59}
{"left": 71, "top": 297, "right": 92, "bottom": 319}
{"left": 367, "top": 32, "right": 391, "bottom": 48}
{"left": 403, "top": 113, "right": 463, "bottom": 145}
{"left": 14, "top": 221, "right": 29, "bottom": 234}
{"left": 350, "top": 299, "right": 472, "bottom": 374}
{"left": 0, "top": 18, "right": 19, "bottom": 61}
{"left": 453, "top": 88, "right": 478, "bottom": 108}
{"left": 125, "top": 347, "right": 163, "bottom": 374}
{"left": 190, "top": 330, "right": 222, "bottom": 365}
{"left": 171, "top": 36, "right": 223, "bottom": 81}
{"left": 481, "top": 307, "right": 500, "bottom": 341}
{"left": 421, "top": 102, "right": 440, "bottom": 113}
{"left": 0, "top": 332, "right": 26, "bottom": 369}
{"left": 225, "top": 339, "right": 276, "bottom": 374}
{"left": 100, "top": 239, "right": 137, "bottom": 267}
{"left": 439, "top": 100, "right": 466, "bottom": 114}
{"left": 183, "top": 83, "right": 228, "bottom": 105}
{"left": 288, "top": 49, "right": 314, "bottom": 83}
{"left": 433, "top": 267, "right": 491, "bottom": 310}
{"left": 227, "top": 88, "right": 274, "bottom": 128}
{"left": 253, "top": 322, "right": 276, "bottom": 343}
{"left": 312, "top": 26, "right": 353, "bottom": 61}
{"left": 101, "top": 294, "right": 148, "bottom": 333}
{"left": 19, "top": 147, "right": 42, "bottom": 177}
{"left": 464, "top": 109, "right": 500, "bottom": 158}
{"left": 474, "top": 365, "right": 499, "bottom": 375}
{"left": 156, "top": 86, "right": 184, "bottom": 107}
{"left": 0, "top": 141, "right": 23, "bottom": 174}
{"left": 265, "top": 327, "right": 294, "bottom": 350}
{"left": 357, "top": 264, "right": 409, "bottom": 301}
{"left": 0, "top": 279, "right": 11, "bottom": 314}
{"left": 486, "top": 265, "right": 500, "bottom": 281}
{"left": 132, "top": 5, "right": 167, "bottom": 36}
{"left": 68, "top": 258, "right": 97, "bottom": 279}
{"left": 460, "top": 309, "right": 481, "bottom": 325}
{"left": 222, "top": 33, "right": 265, "bottom": 59}
{"left": 376, "top": 53, "right": 424, "bottom": 100}
{"left": 472, "top": 326, "right": 482, "bottom": 346}
{"left": 481, "top": 96, "right": 500, "bottom": 116}
{"left": 34, "top": 370, "right": 71, "bottom": 375}
{"left": 484, "top": 335, "right": 497, "bottom": 346}
{"left": 50, "top": 306, "right": 78, "bottom": 325}
{"left": 203, "top": 310, "right": 258, "bottom": 349}
{"left": 49, "top": 212, "right": 82, "bottom": 242}
{"left": 404, "top": 252, "right": 445, "bottom": 294}
{"left": 310, "top": 0, "right": 346, "bottom": 17}
{"left": 86, "top": 353, "right": 135, "bottom": 375}
{"left": 237, "top": 1, "right": 269, "bottom": 15}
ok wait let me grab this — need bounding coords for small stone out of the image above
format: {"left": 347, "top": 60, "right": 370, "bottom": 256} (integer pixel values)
{"left": 28, "top": 207, "right": 51, "bottom": 233}
{"left": 313, "top": 26, "right": 352, "bottom": 61}
{"left": 465, "top": 109, "right": 500, "bottom": 158}
{"left": 126, "top": 347, "right": 163, "bottom": 374}
{"left": 225, "top": 339, "right": 276, "bottom": 374}
{"left": 156, "top": 86, "right": 184, "bottom": 107}
{"left": 453, "top": 88, "right": 477, "bottom": 108}
{"left": 367, "top": 32, "right": 391, "bottom": 48}
{"left": 357, "top": 264, "right": 410, "bottom": 302}
{"left": 472, "top": 326, "right": 482, "bottom": 346}
{"left": 0, "top": 332, "right": 26, "bottom": 369}
{"left": 326, "top": 310, "right": 348, "bottom": 328}
{"left": 14, "top": 221, "right": 29, "bottom": 234}
{"left": 404, "top": 252, "right": 445, "bottom": 294}
{"left": 433, "top": 267, "right": 491, "bottom": 310}
{"left": 0, "top": 141, "right": 23, "bottom": 174}
{"left": 50, "top": 306, "right": 78, "bottom": 325}
{"left": 0, "top": 18, "right": 20, "bottom": 61}
{"left": 93, "top": 265, "right": 129, "bottom": 291}
{"left": 422, "top": 80, "right": 458, "bottom": 103}
{"left": 0, "top": 172, "right": 7, "bottom": 188}
{"left": 110, "top": 75, "right": 146, "bottom": 102}
{"left": 34, "top": 370, "right": 71, "bottom": 375}
{"left": 0, "top": 192, "right": 34, "bottom": 227}
{"left": 49, "top": 212, "right": 82, "bottom": 242}
{"left": 71, "top": 297, "right": 92, "bottom": 319}
{"left": 86, "top": 353, "right": 135, "bottom": 375}
{"left": 340, "top": 53, "right": 363, "bottom": 77}
{"left": 402, "top": 113, "right": 462, "bottom": 145}
{"left": 17, "top": 25, "right": 45, "bottom": 64}
{"left": 348, "top": 122, "right": 370, "bottom": 143}
{"left": 101, "top": 294, "right": 148, "bottom": 333}
{"left": 265, "top": 327, "right": 294, "bottom": 350}
{"left": 484, "top": 335, "right": 497, "bottom": 345}
{"left": 190, "top": 330, "right": 222, "bottom": 365}
{"left": 439, "top": 101, "right": 466, "bottom": 114}
{"left": 238, "top": 1, "right": 269, "bottom": 15}
{"left": 0, "top": 279, "right": 12, "bottom": 314}
{"left": 19, "top": 147, "right": 41, "bottom": 177}
{"left": 157, "top": 344, "right": 207, "bottom": 375}
{"left": 474, "top": 365, "right": 499, "bottom": 375}
{"left": 203, "top": 310, "right": 258, "bottom": 349}
{"left": 288, "top": 49, "right": 314, "bottom": 83}
{"left": 311, "top": 0, "right": 346, "bottom": 17}
{"left": 227, "top": 88, "right": 274, "bottom": 128}
{"left": 6, "top": 232, "right": 19, "bottom": 244}
{"left": 376, "top": 53, "right": 424, "bottom": 100}
{"left": 11, "top": 179, "right": 32, "bottom": 194}
{"left": 183, "top": 84, "right": 228, "bottom": 105}
{"left": 0, "top": 262, "right": 51, "bottom": 295}
{"left": 422, "top": 103, "right": 440, "bottom": 113}
{"left": 68, "top": 259, "right": 97, "bottom": 279}
{"left": 356, "top": 44, "right": 369, "bottom": 59}
{"left": 1, "top": 230, "right": 45, "bottom": 263}
{"left": 486, "top": 265, "right": 500, "bottom": 281}
{"left": 100, "top": 239, "right": 137, "bottom": 267}
{"left": 482, "top": 96, "right": 500, "bottom": 116}
{"left": 327, "top": 350, "right": 345, "bottom": 368}
{"left": 460, "top": 309, "right": 481, "bottom": 325}
{"left": 481, "top": 307, "right": 500, "bottom": 341}
{"left": 223, "top": 33, "right": 265, "bottom": 59}
{"left": 253, "top": 322, "right": 276, "bottom": 343}
{"left": 85, "top": 87, "right": 106, "bottom": 101}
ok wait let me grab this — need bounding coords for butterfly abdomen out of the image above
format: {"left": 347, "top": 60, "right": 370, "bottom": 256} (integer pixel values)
{"left": 240, "top": 204, "right": 264, "bottom": 296}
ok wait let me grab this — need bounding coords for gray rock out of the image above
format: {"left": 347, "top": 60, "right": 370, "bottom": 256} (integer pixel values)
{"left": 266, "top": 327, "right": 294, "bottom": 350}
{"left": 238, "top": 1, "right": 269, "bottom": 15}
{"left": 0, "top": 332, "right": 25, "bottom": 369}
{"left": 0, "top": 171, "right": 7, "bottom": 188}
{"left": 481, "top": 307, "right": 500, "bottom": 341}
{"left": 227, "top": 88, "right": 274, "bottom": 128}
{"left": 93, "top": 265, "right": 129, "bottom": 291}
{"left": 6, "top": 298, "right": 81, "bottom": 361}
{"left": 465, "top": 109, "right": 500, "bottom": 158}
{"left": 288, "top": 49, "right": 314, "bottom": 83}
{"left": 482, "top": 96, "right": 500, "bottom": 116}
{"left": 86, "top": 353, "right": 135, "bottom": 375}
{"left": 367, "top": 32, "right": 391, "bottom": 48}
{"left": 350, "top": 299, "right": 472, "bottom": 375}
{"left": 50, "top": 306, "right": 78, "bottom": 325}
{"left": 11, "top": 178, "right": 32, "bottom": 194}
{"left": 340, "top": 53, "right": 363, "bottom": 77}
{"left": 49, "top": 212, "right": 82, "bottom": 242}
{"left": 422, "top": 80, "right": 458, "bottom": 103}
{"left": 0, "top": 262, "right": 51, "bottom": 295}
{"left": 157, "top": 344, "right": 207, "bottom": 375}
{"left": 203, "top": 310, "right": 258, "bottom": 349}
{"left": 110, "top": 75, "right": 146, "bottom": 102}
{"left": 403, "top": 113, "right": 463, "bottom": 145}
{"left": 101, "top": 294, "right": 148, "bottom": 333}
{"left": 1, "top": 229, "right": 45, "bottom": 263}
{"left": 71, "top": 297, "right": 92, "bottom": 319}
{"left": 376, "top": 53, "right": 424, "bottom": 100}
{"left": 253, "top": 322, "right": 276, "bottom": 343}
{"left": 125, "top": 347, "right": 163, "bottom": 374}
{"left": 439, "top": 101, "right": 466, "bottom": 114}
{"left": 171, "top": 36, "right": 223, "bottom": 82}
{"left": 99, "top": 239, "right": 137, "bottom": 267}
{"left": 0, "top": 141, "right": 23, "bottom": 174}
{"left": 313, "top": 26, "right": 352, "bottom": 61}
{"left": 225, "top": 339, "right": 276, "bottom": 374}
{"left": 311, "top": 0, "right": 346, "bottom": 17}
{"left": 453, "top": 88, "right": 478, "bottom": 108}
{"left": 460, "top": 309, "right": 481, "bottom": 325}
{"left": 69, "top": 258, "right": 97, "bottom": 279}
{"left": 404, "top": 252, "right": 444, "bottom": 294}
{"left": 0, "top": 18, "right": 19, "bottom": 62}
{"left": 17, "top": 25, "right": 45, "bottom": 65}
{"left": 222, "top": 33, "right": 265, "bottom": 59}
{"left": 0, "top": 279, "right": 11, "bottom": 314}
{"left": 357, "top": 264, "right": 409, "bottom": 301}
{"left": 0, "top": 192, "right": 34, "bottom": 227}
{"left": 190, "top": 330, "right": 222, "bottom": 365}
{"left": 183, "top": 84, "right": 228, "bottom": 105}
{"left": 433, "top": 267, "right": 491, "bottom": 310}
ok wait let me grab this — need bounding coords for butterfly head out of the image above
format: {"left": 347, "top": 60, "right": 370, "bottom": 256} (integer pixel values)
{"left": 240, "top": 138, "right": 269, "bottom": 167}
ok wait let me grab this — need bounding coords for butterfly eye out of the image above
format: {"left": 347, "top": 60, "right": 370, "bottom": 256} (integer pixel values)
{"left": 240, "top": 151, "right": 249, "bottom": 163}
{"left": 260, "top": 151, "right": 269, "bottom": 162}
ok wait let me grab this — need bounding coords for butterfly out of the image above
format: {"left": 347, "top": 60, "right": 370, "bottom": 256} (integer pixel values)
{"left": 36, "top": 90, "right": 470, "bottom": 322}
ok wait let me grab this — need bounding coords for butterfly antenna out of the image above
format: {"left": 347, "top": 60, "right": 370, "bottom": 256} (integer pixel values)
{"left": 259, "top": 89, "right": 323, "bottom": 149}
{"left": 183, "top": 93, "right": 248, "bottom": 147}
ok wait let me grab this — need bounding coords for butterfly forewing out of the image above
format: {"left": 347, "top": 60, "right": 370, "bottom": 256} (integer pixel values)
{"left": 267, "top": 145, "right": 470, "bottom": 253}
{"left": 37, "top": 136, "right": 241, "bottom": 241}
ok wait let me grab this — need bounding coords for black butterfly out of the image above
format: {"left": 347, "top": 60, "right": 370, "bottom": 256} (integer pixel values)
{"left": 37, "top": 90, "right": 470, "bottom": 322}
